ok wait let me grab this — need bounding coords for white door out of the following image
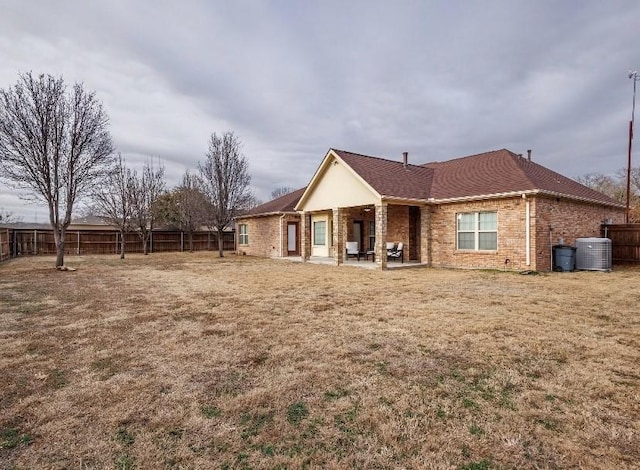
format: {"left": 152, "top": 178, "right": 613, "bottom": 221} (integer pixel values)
{"left": 311, "top": 215, "right": 329, "bottom": 257}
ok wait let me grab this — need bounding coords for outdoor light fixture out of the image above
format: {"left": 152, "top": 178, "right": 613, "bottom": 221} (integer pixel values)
{"left": 626, "top": 70, "right": 640, "bottom": 223}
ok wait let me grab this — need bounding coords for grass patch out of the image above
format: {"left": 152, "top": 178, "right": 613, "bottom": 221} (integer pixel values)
{"left": 0, "top": 427, "right": 33, "bottom": 449}
{"left": 115, "top": 427, "right": 135, "bottom": 447}
{"left": 0, "top": 253, "right": 638, "bottom": 469}
{"left": 201, "top": 405, "right": 222, "bottom": 419}
{"left": 287, "top": 401, "right": 309, "bottom": 426}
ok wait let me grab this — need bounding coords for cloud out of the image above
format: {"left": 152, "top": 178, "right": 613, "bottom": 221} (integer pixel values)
{"left": 1, "top": 0, "right": 640, "bottom": 220}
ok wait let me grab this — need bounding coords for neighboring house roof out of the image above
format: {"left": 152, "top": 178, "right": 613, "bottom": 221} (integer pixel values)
{"left": 330, "top": 147, "right": 621, "bottom": 207}
{"left": 237, "top": 187, "right": 306, "bottom": 218}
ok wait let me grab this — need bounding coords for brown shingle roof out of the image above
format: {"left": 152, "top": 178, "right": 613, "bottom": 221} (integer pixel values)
{"left": 239, "top": 187, "right": 306, "bottom": 217}
{"left": 331, "top": 148, "right": 621, "bottom": 207}
{"left": 423, "top": 149, "right": 620, "bottom": 205}
{"left": 332, "top": 149, "right": 433, "bottom": 200}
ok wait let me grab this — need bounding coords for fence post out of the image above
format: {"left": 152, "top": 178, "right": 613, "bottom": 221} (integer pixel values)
{"left": 116, "top": 231, "right": 119, "bottom": 254}
{"left": 34, "top": 230, "right": 37, "bottom": 255}
{"left": 181, "top": 231, "right": 184, "bottom": 252}
{"left": 77, "top": 231, "right": 80, "bottom": 255}
{"left": 150, "top": 230, "right": 153, "bottom": 253}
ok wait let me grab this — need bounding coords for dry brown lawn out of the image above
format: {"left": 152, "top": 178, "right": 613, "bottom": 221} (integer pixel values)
{"left": 0, "top": 253, "right": 638, "bottom": 469}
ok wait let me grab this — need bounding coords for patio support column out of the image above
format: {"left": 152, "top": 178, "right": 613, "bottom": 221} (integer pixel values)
{"left": 300, "top": 211, "right": 310, "bottom": 261}
{"left": 375, "top": 203, "right": 388, "bottom": 269}
{"left": 420, "top": 205, "right": 432, "bottom": 265}
{"left": 333, "top": 207, "right": 344, "bottom": 265}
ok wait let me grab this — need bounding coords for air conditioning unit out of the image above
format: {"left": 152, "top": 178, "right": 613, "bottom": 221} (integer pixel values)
{"left": 575, "top": 238, "right": 612, "bottom": 271}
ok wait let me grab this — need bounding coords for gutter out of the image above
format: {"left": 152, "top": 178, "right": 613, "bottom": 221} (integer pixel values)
{"left": 431, "top": 189, "right": 625, "bottom": 208}
{"left": 235, "top": 210, "right": 298, "bottom": 220}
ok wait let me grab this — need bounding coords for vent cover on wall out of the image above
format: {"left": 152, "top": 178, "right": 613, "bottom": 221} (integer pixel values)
{"left": 575, "top": 238, "right": 612, "bottom": 271}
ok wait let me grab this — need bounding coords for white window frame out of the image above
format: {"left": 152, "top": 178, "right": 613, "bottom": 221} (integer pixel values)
{"left": 313, "top": 220, "right": 326, "bottom": 246}
{"left": 456, "top": 211, "right": 497, "bottom": 251}
{"left": 239, "top": 224, "right": 248, "bottom": 245}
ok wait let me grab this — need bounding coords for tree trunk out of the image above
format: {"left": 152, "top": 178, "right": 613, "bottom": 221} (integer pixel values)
{"left": 54, "top": 227, "right": 65, "bottom": 267}
{"left": 142, "top": 233, "right": 149, "bottom": 255}
{"left": 120, "top": 230, "right": 126, "bottom": 259}
{"left": 217, "top": 229, "right": 224, "bottom": 257}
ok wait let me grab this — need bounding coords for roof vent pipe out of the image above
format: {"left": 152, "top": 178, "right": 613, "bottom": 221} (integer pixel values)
{"left": 527, "top": 149, "right": 532, "bottom": 161}
{"left": 403, "top": 151, "right": 408, "bottom": 168}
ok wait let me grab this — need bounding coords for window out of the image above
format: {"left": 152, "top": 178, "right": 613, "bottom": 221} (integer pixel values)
{"left": 457, "top": 211, "right": 497, "bottom": 251}
{"left": 239, "top": 224, "right": 248, "bottom": 245}
{"left": 313, "top": 220, "right": 326, "bottom": 246}
{"left": 369, "top": 221, "right": 376, "bottom": 250}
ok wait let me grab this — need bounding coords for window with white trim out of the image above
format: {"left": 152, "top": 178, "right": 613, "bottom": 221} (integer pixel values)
{"left": 239, "top": 224, "right": 248, "bottom": 245}
{"left": 313, "top": 220, "right": 326, "bottom": 246}
{"left": 456, "top": 211, "right": 497, "bottom": 251}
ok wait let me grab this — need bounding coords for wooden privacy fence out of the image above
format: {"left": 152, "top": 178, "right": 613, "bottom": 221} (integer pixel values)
{"left": 0, "top": 228, "right": 11, "bottom": 262}
{"left": 0, "top": 228, "right": 235, "bottom": 261}
{"left": 601, "top": 224, "right": 640, "bottom": 264}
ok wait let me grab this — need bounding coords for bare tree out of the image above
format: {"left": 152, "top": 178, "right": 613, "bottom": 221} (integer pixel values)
{"left": 0, "top": 72, "right": 114, "bottom": 267}
{"left": 0, "top": 209, "right": 21, "bottom": 225}
{"left": 91, "top": 154, "right": 135, "bottom": 259}
{"left": 576, "top": 169, "right": 640, "bottom": 222}
{"left": 131, "top": 159, "right": 166, "bottom": 254}
{"left": 575, "top": 173, "right": 626, "bottom": 202}
{"left": 175, "top": 170, "right": 208, "bottom": 252}
{"left": 199, "top": 132, "right": 253, "bottom": 257}
{"left": 271, "top": 186, "right": 295, "bottom": 200}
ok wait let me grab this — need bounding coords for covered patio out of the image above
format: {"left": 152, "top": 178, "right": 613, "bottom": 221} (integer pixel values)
{"left": 296, "top": 202, "right": 430, "bottom": 270}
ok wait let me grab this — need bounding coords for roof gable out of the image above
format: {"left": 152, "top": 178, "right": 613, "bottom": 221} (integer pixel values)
{"left": 295, "top": 149, "right": 381, "bottom": 211}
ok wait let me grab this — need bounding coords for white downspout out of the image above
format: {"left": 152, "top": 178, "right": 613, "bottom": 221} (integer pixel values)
{"left": 279, "top": 214, "right": 285, "bottom": 257}
{"left": 524, "top": 196, "right": 531, "bottom": 266}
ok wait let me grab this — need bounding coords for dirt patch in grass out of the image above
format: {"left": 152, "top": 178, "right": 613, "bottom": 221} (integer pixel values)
{"left": 1, "top": 253, "right": 639, "bottom": 469}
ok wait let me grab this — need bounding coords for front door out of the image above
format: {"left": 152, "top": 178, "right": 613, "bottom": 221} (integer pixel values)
{"left": 287, "top": 222, "right": 299, "bottom": 256}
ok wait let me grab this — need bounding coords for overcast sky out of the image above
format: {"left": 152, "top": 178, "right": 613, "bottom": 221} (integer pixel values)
{"left": 1, "top": 0, "right": 639, "bottom": 222}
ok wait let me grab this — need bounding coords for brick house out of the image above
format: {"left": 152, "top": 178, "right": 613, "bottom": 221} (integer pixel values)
{"left": 235, "top": 187, "right": 305, "bottom": 258}
{"left": 237, "top": 148, "right": 625, "bottom": 270}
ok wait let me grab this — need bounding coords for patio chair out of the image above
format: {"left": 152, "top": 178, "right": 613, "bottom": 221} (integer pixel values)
{"left": 345, "top": 241, "right": 360, "bottom": 261}
{"left": 386, "top": 242, "right": 396, "bottom": 258}
{"left": 387, "top": 242, "right": 404, "bottom": 263}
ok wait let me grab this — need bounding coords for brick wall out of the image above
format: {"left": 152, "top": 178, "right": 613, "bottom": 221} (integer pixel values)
{"left": 387, "top": 204, "right": 409, "bottom": 247}
{"left": 429, "top": 196, "right": 625, "bottom": 271}
{"left": 236, "top": 214, "right": 300, "bottom": 257}
{"left": 532, "top": 197, "right": 625, "bottom": 271}
{"left": 430, "top": 197, "right": 526, "bottom": 270}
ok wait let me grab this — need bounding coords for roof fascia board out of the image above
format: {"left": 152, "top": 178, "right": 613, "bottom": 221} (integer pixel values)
{"left": 432, "top": 189, "right": 625, "bottom": 208}
{"left": 381, "top": 196, "right": 432, "bottom": 205}
{"left": 235, "top": 211, "right": 298, "bottom": 220}
{"left": 533, "top": 190, "right": 626, "bottom": 208}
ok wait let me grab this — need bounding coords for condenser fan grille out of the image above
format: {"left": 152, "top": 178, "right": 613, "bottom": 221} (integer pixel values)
{"left": 575, "top": 238, "right": 612, "bottom": 271}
